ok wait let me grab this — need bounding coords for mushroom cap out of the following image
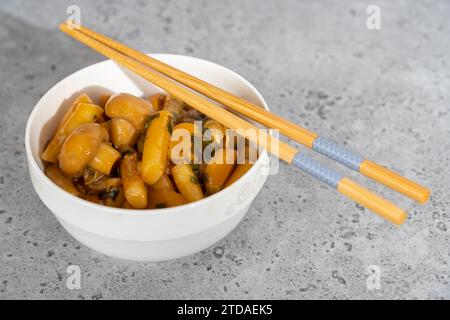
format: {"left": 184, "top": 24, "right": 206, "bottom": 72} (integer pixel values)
{"left": 105, "top": 93, "right": 154, "bottom": 131}
{"left": 59, "top": 123, "right": 109, "bottom": 176}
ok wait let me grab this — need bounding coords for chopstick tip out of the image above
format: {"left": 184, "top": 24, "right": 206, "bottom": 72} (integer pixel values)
{"left": 59, "top": 22, "right": 69, "bottom": 32}
{"left": 417, "top": 188, "right": 431, "bottom": 205}
{"left": 392, "top": 210, "right": 407, "bottom": 226}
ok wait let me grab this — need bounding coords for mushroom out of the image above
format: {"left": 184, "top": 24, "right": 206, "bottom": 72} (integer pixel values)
{"left": 58, "top": 123, "right": 109, "bottom": 176}
{"left": 163, "top": 96, "right": 186, "bottom": 116}
{"left": 105, "top": 93, "right": 154, "bottom": 132}
{"left": 110, "top": 118, "right": 138, "bottom": 149}
{"left": 88, "top": 142, "right": 121, "bottom": 175}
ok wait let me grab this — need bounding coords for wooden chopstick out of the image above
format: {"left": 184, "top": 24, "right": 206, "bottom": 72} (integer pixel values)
{"left": 74, "top": 25, "right": 430, "bottom": 205}
{"left": 59, "top": 22, "right": 407, "bottom": 225}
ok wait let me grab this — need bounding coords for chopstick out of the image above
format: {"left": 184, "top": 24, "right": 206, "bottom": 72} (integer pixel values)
{"left": 74, "top": 25, "right": 430, "bottom": 205}
{"left": 59, "top": 22, "right": 407, "bottom": 225}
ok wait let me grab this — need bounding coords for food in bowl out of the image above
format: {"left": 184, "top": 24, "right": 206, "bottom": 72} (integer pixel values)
{"left": 41, "top": 91, "right": 255, "bottom": 209}
{"left": 26, "top": 54, "right": 270, "bottom": 261}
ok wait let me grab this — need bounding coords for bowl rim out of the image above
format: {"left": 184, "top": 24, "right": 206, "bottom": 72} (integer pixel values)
{"left": 25, "top": 53, "right": 271, "bottom": 217}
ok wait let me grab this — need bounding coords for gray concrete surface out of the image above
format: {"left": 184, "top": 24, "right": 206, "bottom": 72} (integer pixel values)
{"left": 0, "top": 0, "right": 449, "bottom": 300}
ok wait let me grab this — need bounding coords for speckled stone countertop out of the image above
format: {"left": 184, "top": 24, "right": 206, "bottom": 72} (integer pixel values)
{"left": 0, "top": 0, "right": 449, "bottom": 299}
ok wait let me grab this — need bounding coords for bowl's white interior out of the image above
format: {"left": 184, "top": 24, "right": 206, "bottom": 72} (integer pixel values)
{"left": 29, "top": 54, "right": 269, "bottom": 171}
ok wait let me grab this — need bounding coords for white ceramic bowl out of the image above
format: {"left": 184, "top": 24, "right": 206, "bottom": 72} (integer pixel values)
{"left": 25, "top": 54, "right": 270, "bottom": 261}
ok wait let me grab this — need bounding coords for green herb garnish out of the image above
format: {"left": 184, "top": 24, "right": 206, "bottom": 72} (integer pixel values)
{"left": 85, "top": 166, "right": 95, "bottom": 174}
{"left": 191, "top": 164, "right": 204, "bottom": 184}
{"left": 156, "top": 202, "right": 167, "bottom": 209}
{"left": 121, "top": 147, "right": 136, "bottom": 157}
{"left": 144, "top": 113, "right": 160, "bottom": 130}
{"left": 191, "top": 164, "right": 201, "bottom": 177}
{"left": 190, "top": 175, "right": 199, "bottom": 184}
{"left": 98, "top": 187, "right": 120, "bottom": 201}
{"left": 108, "top": 187, "right": 120, "bottom": 201}
{"left": 97, "top": 191, "right": 107, "bottom": 200}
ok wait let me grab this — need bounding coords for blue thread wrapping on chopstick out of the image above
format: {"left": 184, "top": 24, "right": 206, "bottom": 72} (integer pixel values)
{"left": 292, "top": 152, "right": 342, "bottom": 189}
{"left": 312, "top": 136, "right": 364, "bottom": 171}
